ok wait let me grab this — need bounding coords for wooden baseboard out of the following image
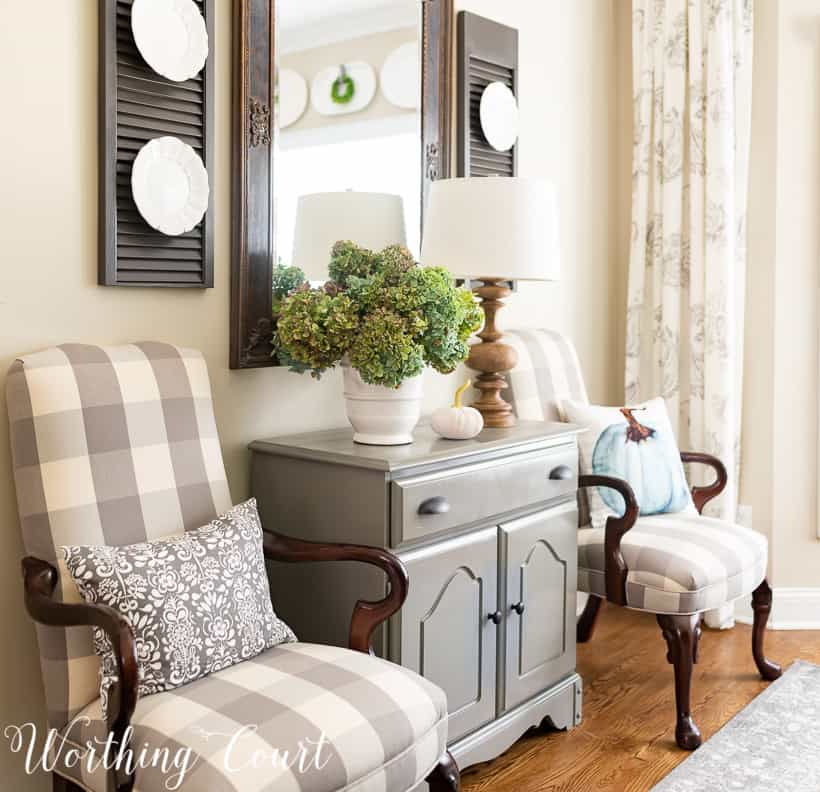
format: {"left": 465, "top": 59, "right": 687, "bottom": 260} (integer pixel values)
{"left": 735, "top": 587, "right": 820, "bottom": 630}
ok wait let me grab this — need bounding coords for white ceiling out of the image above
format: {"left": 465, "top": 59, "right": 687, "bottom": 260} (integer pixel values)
{"left": 279, "top": 0, "right": 415, "bottom": 33}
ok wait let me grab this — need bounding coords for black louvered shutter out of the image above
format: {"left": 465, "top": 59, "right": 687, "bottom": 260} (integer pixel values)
{"left": 99, "top": 0, "right": 214, "bottom": 287}
{"left": 457, "top": 12, "right": 519, "bottom": 178}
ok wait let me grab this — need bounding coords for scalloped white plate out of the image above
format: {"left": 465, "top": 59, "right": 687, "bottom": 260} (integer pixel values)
{"left": 279, "top": 69, "right": 308, "bottom": 129}
{"left": 380, "top": 42, "right": 420, "bottom": 110}
{"left": 131, "top": 0, "right": 208, "bottom": 82}
{"left": 131, "top": 137, "right": 209, "bottom": 236}
{"left": 480, "top": 82, "right": 520, "bottom": 152}
{"left": 311, "top": 62, "right": 376, "bottom": 117}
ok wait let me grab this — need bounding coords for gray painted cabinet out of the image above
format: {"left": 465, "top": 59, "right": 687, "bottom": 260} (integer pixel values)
{"left": 250, "top": 421, "right": 583, "bottom": 770}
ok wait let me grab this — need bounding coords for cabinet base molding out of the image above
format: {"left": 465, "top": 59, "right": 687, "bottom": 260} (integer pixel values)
{"left": 451, "top": 672, "right": 583, "bottom": 770}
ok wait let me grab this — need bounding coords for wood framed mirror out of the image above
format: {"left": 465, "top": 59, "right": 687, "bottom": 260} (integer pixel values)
{"left": 230, "top": 0, "right": 454, "bottom": 369}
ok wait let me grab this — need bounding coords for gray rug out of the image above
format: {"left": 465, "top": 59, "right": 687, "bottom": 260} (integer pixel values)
{"left": 652, "top": 660, "right": 820, "bottom": 792}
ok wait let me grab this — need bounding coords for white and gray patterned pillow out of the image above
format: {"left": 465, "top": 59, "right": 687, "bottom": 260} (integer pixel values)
{"left": 61, "top": 498, "right": 296, "bottom": 717}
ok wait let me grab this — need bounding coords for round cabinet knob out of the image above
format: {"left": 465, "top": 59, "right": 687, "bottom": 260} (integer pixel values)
{"left": 512, "top": 602, "right": 525, "bottom": 616}
{"left": 418, "top": 496, "right": 450, "bottom": 516}
{"left": 488, "top": 610, "right": 503, "bottom": 625}
{"left": 549, "top": 464, "right": 573, "bottom": 481}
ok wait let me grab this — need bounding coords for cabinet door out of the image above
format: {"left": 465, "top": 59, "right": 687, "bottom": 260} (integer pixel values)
{"left": 501, "top": 502, "right": 577, "bottom": 711}
{"left": 398, "top": 527, "right": 498, "bottom": 742}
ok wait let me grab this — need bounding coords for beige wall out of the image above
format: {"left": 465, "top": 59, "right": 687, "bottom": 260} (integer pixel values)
{"left": 741, "top": 0, "right": 820, "bottom": 587}
{"left": 0, "top": 2, "right": 628, "bottom": 788}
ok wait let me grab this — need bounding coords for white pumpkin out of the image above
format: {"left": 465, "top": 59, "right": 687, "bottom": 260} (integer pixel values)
{"left": 432, "top": 380, "right": 484, "bottom": 440}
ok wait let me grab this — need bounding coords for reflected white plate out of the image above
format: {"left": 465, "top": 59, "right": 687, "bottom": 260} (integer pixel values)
{"left": 380, "top": 42, "right": 420, "bottom": 110}
{"left": 131, "top": 137, "right": 209, "bottom": 236}
{"left": 279, "top": 69, "right": 308, "bottom": 129}
{"left": 131, "top": 0, "right": 208, "bottom": 82}
{"left": 480, "top": 82, "right": 519, "bottom": 152}
{"left": 311, "top": 62, "right": 377, "bottom": 116}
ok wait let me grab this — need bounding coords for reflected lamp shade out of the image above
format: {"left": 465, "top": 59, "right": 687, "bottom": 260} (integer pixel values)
{"left": 420, "top": 177, "right": 560, "bottom": 282}
{"left": 291, "top": 191, "right": 407, "bottom": 281}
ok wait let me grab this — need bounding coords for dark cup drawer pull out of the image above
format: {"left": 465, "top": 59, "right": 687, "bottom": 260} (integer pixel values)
{"left": 418, "top": 496, "right": 450, "bottom": 516}
{"left": 549, "top": 464, "right": 574, "bottom": 481}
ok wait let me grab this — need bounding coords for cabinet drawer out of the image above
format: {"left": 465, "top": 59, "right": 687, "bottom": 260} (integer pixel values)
{"left": 391, "top": 445, "right": 578, "bottom": 546}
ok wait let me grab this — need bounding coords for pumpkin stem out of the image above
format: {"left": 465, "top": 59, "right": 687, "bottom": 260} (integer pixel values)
{"left": 620, "top": 407, "right": 656, "bottom": 443}
{"left": 454, "top": 379, "right": 472, "bottom": 409}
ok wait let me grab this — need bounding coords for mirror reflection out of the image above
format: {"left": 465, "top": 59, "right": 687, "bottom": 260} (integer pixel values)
{"left": 276, "top": 0, "right": 422, "bottom": 286}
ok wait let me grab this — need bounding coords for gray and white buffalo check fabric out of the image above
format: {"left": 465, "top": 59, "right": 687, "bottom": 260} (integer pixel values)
{"left": 504, "top": 329, "right": 770, "bottom": 616}
{"left": 7, "top": 343, "right": 233, "bottom": 729}
{"left": 55, "top": 642, "right": 448, "bottom": 792}
{"left": 503, "top": 329, "right": 588, "bottom": 423}
{"left": 578, "top": 513, "right": 767, "bottom": 614}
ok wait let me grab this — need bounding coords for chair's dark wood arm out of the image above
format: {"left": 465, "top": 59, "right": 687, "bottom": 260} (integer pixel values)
{"left": 263, "top": 533, "right": 409, "bottom": 655}
{"left": 680, "top": 452, "right": 728, "bottom": 514}
{"left": 578, "top": 475, "right": 639, "bottom": 606}
{"left": 22, "top": 556, "right": 138, "bottom": 789}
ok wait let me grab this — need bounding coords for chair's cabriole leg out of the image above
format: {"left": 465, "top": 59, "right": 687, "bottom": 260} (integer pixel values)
{"left": 577, "top": 595, "right": 603, "bottom": 643}
{"left": 751, "top": 579, "right": 782, "bottom": 681}
{"left": 657, "top": 613, "right": 702, "bottom": 750}
{"left": 426, "top": 750, "right": 460, "bottom": 791}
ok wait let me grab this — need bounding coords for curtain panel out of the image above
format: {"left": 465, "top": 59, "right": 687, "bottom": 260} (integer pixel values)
{"left": 626, "top": 0, "right": 754, "bottom": 523}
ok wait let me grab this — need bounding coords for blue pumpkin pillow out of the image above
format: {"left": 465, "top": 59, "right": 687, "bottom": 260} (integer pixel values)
{"left": 562, "top": 397, "right": 696, "bottom": 527}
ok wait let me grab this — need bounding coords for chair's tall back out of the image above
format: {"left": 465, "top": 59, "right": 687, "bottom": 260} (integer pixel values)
{"left": 6, "top": 342, "right": 232, "bottom": 728}
{"left": 505, "top": 329, "right": 590, "bottom": 525}
{"left": 504, "top": 329, "right": 589, "bottom": 420}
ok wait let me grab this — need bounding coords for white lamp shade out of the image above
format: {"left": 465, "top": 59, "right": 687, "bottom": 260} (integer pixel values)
{"left": 420, "top": 177, "right": 560, "bottom": 281}
{"left": 291, "top": 192, "right": 407, "bottom": 281}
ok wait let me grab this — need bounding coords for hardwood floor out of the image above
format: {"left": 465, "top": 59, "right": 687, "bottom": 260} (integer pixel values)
{"left": 462, "top": 603, "right": 820, "bottom": 792}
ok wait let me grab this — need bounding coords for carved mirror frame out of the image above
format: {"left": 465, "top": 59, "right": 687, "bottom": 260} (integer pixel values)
{"left": 230, "top": 0, "right": 454, "bottom": 369}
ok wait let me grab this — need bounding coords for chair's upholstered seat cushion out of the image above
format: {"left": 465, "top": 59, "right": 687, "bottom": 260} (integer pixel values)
{"left": 578, "top": 513, "right": 768, "bottom": 614}
{"left": 55, "top": 643, "right": 448, "bottom": 792}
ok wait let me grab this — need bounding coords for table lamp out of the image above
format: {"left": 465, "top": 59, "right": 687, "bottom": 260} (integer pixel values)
{"left": 421, "top": 177, "right": 560, "bottom": 427}
{"left": 291, "top": 191, "right": 407, "bottom": 281}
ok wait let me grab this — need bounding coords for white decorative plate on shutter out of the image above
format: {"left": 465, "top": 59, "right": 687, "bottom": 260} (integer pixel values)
{"left": 131, "top": 137, "right": 210, "bottom": 236}
{"left": 131, "top": 0, "right": 209, "bottom": 83}
{"left": 479, "top": 82, "right": 519, "bottom": 152}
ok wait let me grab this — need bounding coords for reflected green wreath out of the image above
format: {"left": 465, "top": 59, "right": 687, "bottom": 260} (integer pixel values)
{"left": 331, "top": 67, "right": 356, "bottom": 105}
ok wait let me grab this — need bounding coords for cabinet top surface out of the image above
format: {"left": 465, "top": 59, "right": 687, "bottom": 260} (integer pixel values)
{"left": 250, "top": 420, "right": 580, "bottom": 473}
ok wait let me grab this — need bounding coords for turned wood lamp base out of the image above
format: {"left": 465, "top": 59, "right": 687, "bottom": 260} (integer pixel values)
{"left": 467, "top": 279, "right": 518, "bottom": 428}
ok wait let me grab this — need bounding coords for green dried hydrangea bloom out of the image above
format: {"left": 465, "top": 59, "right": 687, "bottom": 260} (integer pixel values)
{"left": 328, "top": 240, "right": 380, "bottom": 288}
{"left": 388, "top": 267, "right": 483, "bottom": 373}
{"left": 377, "top": 244, "right": 416, "bottom": 284}
{"left": 348, "top": 309, "right": 425, "bottom": 388}
{"left": 275, "top": 289, "right": 358, "bottom": 377}
{"left": 272, "top": 263, "right": 306, "bottom": 314}
{"left": 276, "top": 241, "right": 482, "bottom": 384}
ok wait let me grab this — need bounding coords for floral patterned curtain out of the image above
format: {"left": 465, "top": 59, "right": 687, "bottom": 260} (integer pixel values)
{"left": 626, "top": 0, "right": 754, "bottom": 523}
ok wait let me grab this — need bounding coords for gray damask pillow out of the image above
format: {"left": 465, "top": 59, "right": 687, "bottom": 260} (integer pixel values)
{"left": 61, "top": 498, "right": 296, "bottom": 716}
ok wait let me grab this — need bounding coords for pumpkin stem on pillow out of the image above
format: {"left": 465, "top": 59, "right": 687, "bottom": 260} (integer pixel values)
{"left": 454, "top": 379, "right": 471, "bottom": 409}
{"left": 620, "top": 407, "right": 656, "bottom": 443}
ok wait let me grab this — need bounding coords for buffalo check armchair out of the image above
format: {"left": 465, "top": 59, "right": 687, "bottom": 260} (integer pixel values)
{"left": 7, "top": 343, "right": 459, "bottom": 792}
{"left": 504, "top": 329, "right": 781, "bottom": 751}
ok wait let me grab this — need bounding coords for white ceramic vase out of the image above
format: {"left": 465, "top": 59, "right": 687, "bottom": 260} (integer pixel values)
{"left": 342, "top": 364, "right": 424, "bottom": 445}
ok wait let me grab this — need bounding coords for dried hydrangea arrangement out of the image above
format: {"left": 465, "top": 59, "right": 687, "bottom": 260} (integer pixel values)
{"left": 273, "top": 242, "right": 482, "bottom": 389}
